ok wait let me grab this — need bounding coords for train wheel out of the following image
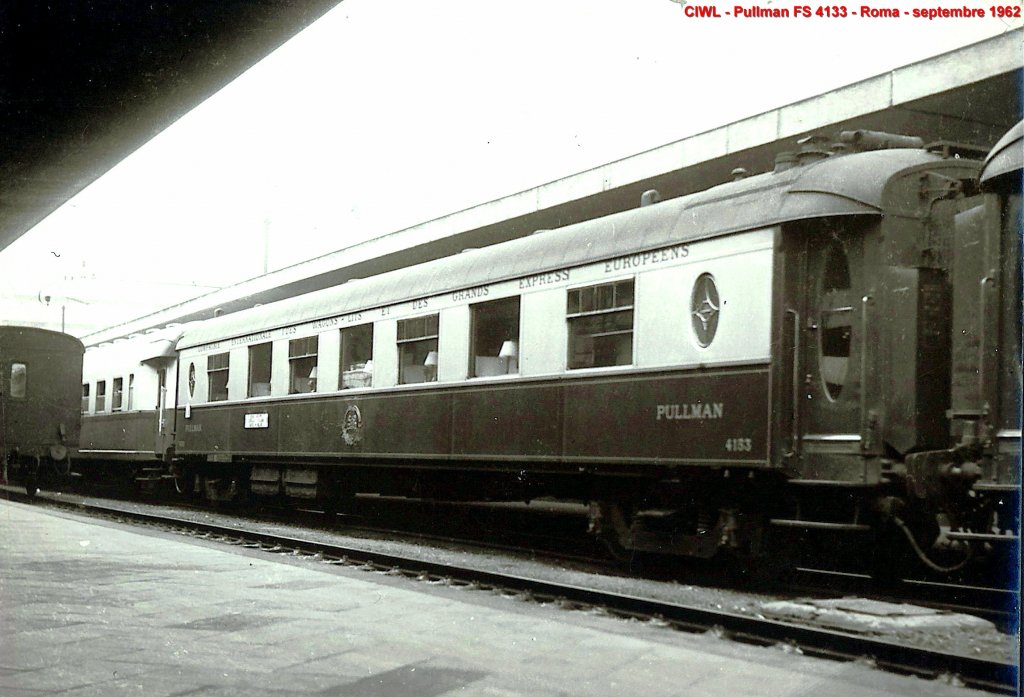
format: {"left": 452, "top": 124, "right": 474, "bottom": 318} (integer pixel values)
{"left": 598, "top": 533, "right": 631, "bottom": 564}
{"left": 50, "top": 456, "right": 72, "bottom": 493}
{"left": 589, "top": 500, "right": 645, "bottom": 570}
{"left": 171, "top": 466, "right": 192, "bottom": 498}
{"left": 869, "top": 521, "right": 904, "bottom": 587}
{"left": 707, "top": 509, "right": 784, "bottom": 586}
{"left": 24, "top": 457, "right": 40, "bottom": 498}
{"left": 173, "top": 475, "right": 188, "bottom": 495}
{"left": 320, "top": 497, "right": 339, "bottom": 518}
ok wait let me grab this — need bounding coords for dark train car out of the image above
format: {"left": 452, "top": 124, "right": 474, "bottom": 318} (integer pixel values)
{"left": 76, "top": 326, "right": 184, "bottom": 489}
{"left": 165, "top": 129, "right": 1017, "bottom": 571}
{"left": 0, "top": 325, "right": 84, "bottom": 495}
{"left": 937, "top": 121, "right": 1022, "bottom": 557}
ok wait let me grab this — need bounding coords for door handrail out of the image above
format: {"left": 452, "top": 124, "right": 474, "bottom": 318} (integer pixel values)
{"left": 784, "top": 308, "right": 800, "bottom": 456}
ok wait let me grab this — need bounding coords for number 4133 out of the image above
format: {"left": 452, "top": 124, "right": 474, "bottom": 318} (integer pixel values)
{"left": 725, "top": 438, "right": 752, "bottom": 452}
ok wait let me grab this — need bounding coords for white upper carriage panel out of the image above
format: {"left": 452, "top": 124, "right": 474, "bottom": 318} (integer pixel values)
{"left": 82, "top": 325, "right": 186, "bottom": 414}
{"left": 174, "top": 234, "right": 772, "bottom": 408}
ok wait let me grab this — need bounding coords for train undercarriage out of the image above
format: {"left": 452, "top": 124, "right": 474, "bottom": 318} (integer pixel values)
{"left": 3, "top": 447, "right": 74, "bottom": 497}
{"left": 156, "top": 453, "right": 1018, "bottom": 583}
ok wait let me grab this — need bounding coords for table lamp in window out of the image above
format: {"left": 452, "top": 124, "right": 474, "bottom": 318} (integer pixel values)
{"left": 498, "top": 340, "right": 518, "bottom": 374}
{"left": 424, "top": 351, "right": 439, "bottom": 381}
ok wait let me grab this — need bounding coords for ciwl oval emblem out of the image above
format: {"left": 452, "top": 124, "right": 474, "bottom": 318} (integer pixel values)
{"left": 690, "top": 273, "right": 720, "bottom": 347}
{"left": 342, "top": 405, "right": 363, "bottom": 446}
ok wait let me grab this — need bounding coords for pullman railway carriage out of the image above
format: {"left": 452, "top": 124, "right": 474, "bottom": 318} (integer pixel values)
{"left": 75, "top": 127, "right": 1022, "bottom": 573}
{"left": 0, "top": 326, "right": 84, "bottom": 496}
{"left": 77, "top": 325, "right": 185, "bottom": 488}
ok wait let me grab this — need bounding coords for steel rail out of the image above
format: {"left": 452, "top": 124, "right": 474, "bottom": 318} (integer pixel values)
{"left": 788, "top": 568, "right": 1019, "bottom": 628}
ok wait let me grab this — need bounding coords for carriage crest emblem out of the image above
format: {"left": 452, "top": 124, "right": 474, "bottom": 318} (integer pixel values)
{"left": 341, "top": 404, "right": 363, "bottom": 446}
{"left": 690, "top": 273, "right": 720, "bottom": 347}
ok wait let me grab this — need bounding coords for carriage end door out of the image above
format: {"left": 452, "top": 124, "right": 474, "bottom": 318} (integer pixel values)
{"left": 783, "top": 224, "right": 868, "bottom": 479}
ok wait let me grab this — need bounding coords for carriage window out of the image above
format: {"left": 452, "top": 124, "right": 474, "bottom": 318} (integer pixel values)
{"left": 248, "top": 343, "right": 272, "bottom": 397}
{"left": 208, "top": 352, "right": 229, "bottom": 401}
{"left": 96, "top": 380, "right": 107, "bottom": 411}
{"left": 567, "top": 280, "right": 634, "bottom": 369}
{"left": 819, "top": 243, "right": 852, "bottom": 401}
{"left": 340, "top": 324, "right": 373, "bottom": 389}
{"left": 289, "top": 336, "right": 319, "bottom": 394}
{"left": 127, "top": 374, "right": 135, "bottom": 410}
{"left": 470, "top": 297, "right": 520, "bottom": 377}
{"left": 158, "top": 368, "right": 167, "bottom": 410}
{"left": 81, "top": 383, "right": 90, "bottom": 413}
{"left": 112, "top": 377, "right": 123, "bottom": 411}
{"left": 9, "top": 363, "right": 27, "bottom": 399}
{"left": 398, "top": 314, "right": 439, "bottom": 384}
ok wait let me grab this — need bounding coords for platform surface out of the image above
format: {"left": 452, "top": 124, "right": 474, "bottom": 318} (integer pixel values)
{"left": 0, "top": 499, "right": 994, "bottom": 696}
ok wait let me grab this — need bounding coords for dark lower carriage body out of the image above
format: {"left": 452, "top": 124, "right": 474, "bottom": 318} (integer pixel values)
{"left": 176, "top": 367, "right": 785, "bottom": 559}
{"left": 77, "top": 410, "right": 174, "bottom": 489}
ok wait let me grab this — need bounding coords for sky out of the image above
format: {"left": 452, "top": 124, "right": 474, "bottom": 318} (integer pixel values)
{"left": 0, "top": 0, "right": 1019, "bottom": 335}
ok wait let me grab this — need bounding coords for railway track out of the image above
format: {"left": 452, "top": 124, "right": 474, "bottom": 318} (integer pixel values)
{"left": 296, "top": 497, "right": 1020, "bottom": 629}
{"left": 789, "top": 567, "right": 1019, "bottom": 631}
{"left": 7, "top": 480, "right": 1018, "bottom": 616}
{"left": 4, "top": 487, "right": 1018, "bottom": 694}
{"left": 8, "top": 480, "right": 1018, "bottom": 623}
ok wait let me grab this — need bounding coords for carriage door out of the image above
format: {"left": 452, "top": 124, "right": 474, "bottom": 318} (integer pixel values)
{"left": 791, "top": 226, "right": 866, "bottom": 479}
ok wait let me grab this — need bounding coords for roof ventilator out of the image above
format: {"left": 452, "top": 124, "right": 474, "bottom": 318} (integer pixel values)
{"left": 924, "top": 140, "right": 990, "bottom": 160}
{"left": 795, "top": 135, "right": 831, "bottom": 164}
{"left": 640, "top": 189, "right": 661, "bottom": 207}
{"left": 774, "top": 151, "right": 798, "bottom": 173}
{"left": 838, "top": 129, "right": 924, "bottom": 152}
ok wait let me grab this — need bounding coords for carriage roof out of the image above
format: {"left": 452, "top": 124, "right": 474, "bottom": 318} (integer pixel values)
{"left": 84, "top": 324, "right": 189, "bottom": 369}
{"left": 0, "top": 325, "right": 84, "bottom": 354}
{"left": 981, "top": 120, "right": 1023, "bottom": 189}
{"left": 178, "top": 148, "right": 960, "bottom": 349}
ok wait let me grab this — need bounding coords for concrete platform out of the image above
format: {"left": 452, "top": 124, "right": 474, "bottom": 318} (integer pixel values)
{"left": 0, "top": 499, "right": 993, "bottom": 697}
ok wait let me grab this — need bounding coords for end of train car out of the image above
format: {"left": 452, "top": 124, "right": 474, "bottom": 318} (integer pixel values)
{"left": 0, "top": 325, "right": 85, "bottom": 496}
{"left": 917, "top": 120, "right": 1023, "bottom": 574}
{"left": 77, "top": 325, "right": 185, "bottom": 490}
